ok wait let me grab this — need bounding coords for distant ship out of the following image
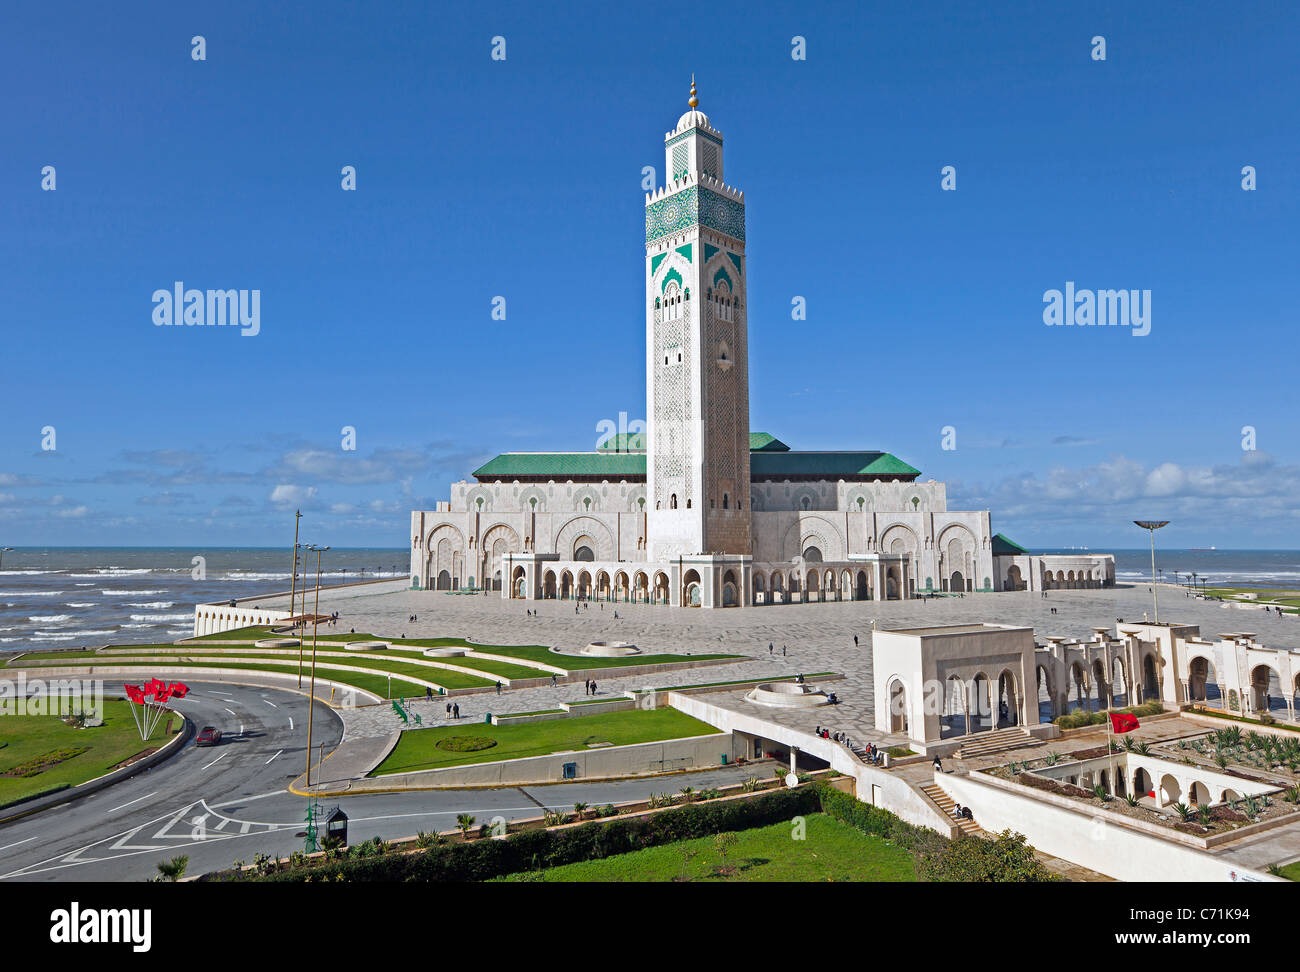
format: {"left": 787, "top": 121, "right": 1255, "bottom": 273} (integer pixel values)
{"left": 1190, "top": 547, "right": 1217, "bottom": 551}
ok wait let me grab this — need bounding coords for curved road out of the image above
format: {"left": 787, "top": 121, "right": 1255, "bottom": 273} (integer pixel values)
{"left": 0, "top": 680, "right": 755, "bottom": 882}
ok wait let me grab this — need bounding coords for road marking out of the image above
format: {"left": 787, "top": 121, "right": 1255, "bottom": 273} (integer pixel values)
{"left": 288, "top": 717, "right": 294, "bottom": 730}
{"left": 266, "top": 749, "right": 283, "bottom": 764}
{"left": 241, "top": 821, "right": 252, "bottom": 833}
{"left": 106, "top": 791, "right": 156, "bottom": 814}
{"left": 0, "top": 836, "right": 38, "bottom": 854}
{"left": 239, "top": 724, "right": 245, "bottom": 736}
{"left": 262, "top": 698, "right": 277, "bottom": 708}
{"left": 224, "top": 707, "right": 236, "bottom": 716}
{"left": 202, "top": 752, "right": 227, "bottom": 769}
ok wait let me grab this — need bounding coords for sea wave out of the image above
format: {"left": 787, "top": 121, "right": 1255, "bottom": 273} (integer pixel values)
{"left": 126, "top": 601, "right": 175, "bottom": 609}
{"left": 29, "top": 614, "right": 72, "bottom": 623}
{"left": 129, "top": 613, "right": 192, "bottom": 622}
{"left": 65, "top": 602, "right": 99, "bottom": 608}
{"left": 0, "top": 591, "right": 63, "bottom": 597}
{"left": 30, "top": 632, "right": 80, "bottom": 641}
{"left": 103, "top": 590, "right": 166, "bottom": 596}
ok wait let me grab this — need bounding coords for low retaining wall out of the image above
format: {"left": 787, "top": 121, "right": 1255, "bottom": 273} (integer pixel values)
{"left": 369, "top": 732, "right": 734, "bottom": 788}
{"left": 935, "top": 770, "right": 1281, "bottom": 882}
{"left": 10, "top": 665, "right": 382, "bottom": 707}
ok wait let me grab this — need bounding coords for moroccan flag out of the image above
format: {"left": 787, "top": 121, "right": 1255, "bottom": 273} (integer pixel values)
{"left": 123, "top": 684, "right": 144, "bottom": 704}
{"left": 168, "top": 682, "right": 190, "bottom": 699}
{"left": 1110, "top": 713, "right": 1140, "bottom": 733}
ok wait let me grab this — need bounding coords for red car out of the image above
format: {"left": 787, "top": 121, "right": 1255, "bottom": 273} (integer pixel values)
{"left": 195, "top": 726, "right": 222, "bottom": 747}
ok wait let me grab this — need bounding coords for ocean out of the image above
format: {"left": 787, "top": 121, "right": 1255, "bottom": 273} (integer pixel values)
{"left": 0, "top": 547, "right": 407, "bottom": 651}
{"left": 0, "top": 547, "right": 1297, "bottom": 652}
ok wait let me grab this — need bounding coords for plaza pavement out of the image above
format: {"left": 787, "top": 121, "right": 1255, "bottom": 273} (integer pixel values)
{"left": 262, "top": 581, "right": 1300, "bottom": 783}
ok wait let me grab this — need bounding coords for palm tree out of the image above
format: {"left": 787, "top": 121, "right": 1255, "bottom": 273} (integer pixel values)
{"left": 456, "top": 813, "right": 476, "bottom": 839}
{"left": 573, "top": 801, "right": 589, "bottom": 820}
{"left": 156, "top": 855, "right": 189, "bottom": 882}
{"left": 1191, "top": 571, "right": 1199, "bottom": 590}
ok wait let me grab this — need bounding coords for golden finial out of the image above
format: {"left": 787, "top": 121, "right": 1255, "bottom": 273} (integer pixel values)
{"left": 688, "top": 74, "right": 698, "bottom": 109}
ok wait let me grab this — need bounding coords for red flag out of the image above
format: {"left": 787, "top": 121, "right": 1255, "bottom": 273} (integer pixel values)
{"left": 168, "top": 682, "right": 189, "bottom": 699}
{"left": 1110, "top": 713, "right": 1140, "bottom": 733}
{"left": 123, "top": 684, "right": 144, "bottom": 704}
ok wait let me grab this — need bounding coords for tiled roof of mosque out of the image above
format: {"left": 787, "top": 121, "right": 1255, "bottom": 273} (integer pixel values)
{"left": 472, "top": 432, "right": 920, "bottom": 482}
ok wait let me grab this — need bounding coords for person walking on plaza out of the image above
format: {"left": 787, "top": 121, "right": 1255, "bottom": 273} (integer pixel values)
{"left": 853, "top": 634, "right": 858, "bottom": 648}
{"left": 782, "top": 645, "right": 787, "bottom": 657}
{"left": 590, "top": 680, "right": 598, "bottom": 695}
{"left": 551, "top": 673, "right": 557, "bottom": 687}
{"left": 495, "top": 681, "right": 502, "bottom": 695}
{"left": 768, "top": 642, "right": 773, "bottom": 655}
{"left": 446, "top": 702, "right": 452, "bottom": 716}
{"left": 453, "top": 703, "right": 460, "bottom": 719}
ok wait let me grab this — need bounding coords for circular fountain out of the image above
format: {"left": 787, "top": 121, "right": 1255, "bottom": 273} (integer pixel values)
{"left": 577, "top": 641, "right": 640, "bottom": 657}
{"left": 343, "top": 641, "right": 388, "bottom": 652}
{"left": 744, "top": 681, "right": 831, "bottom": 708}
{"left": 423, "top": 647, "right": 467, "bottom": 657}
{"left": 255, "top": 638, "right": 300, "bottom": 648}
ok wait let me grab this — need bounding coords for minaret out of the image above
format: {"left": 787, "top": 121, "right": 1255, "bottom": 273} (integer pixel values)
{"left": 644, "top": 78, "right": 751, "bottom": 563}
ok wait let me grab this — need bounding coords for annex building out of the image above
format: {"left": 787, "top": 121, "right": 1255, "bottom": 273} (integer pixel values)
{"left": 409, "top": 82, "right": 1114, "bottom": 608}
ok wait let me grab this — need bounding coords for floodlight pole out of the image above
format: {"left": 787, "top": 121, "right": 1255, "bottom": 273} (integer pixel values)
{"left": 305, "top": 544, "right": 329, "bottom": 789}
{"left": 1133, "top": 521, "right": 1170, "bottom": 624}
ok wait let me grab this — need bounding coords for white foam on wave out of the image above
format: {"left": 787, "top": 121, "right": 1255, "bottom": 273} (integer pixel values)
{"left": 66, "top": 602, "right": 99, "bottom": 608}
{"left": 126, "top": 601, "right": 175, "bottom": 609}
{"left": 0, "top": 591, "right": 63, "bottom": 597}
{"left": 29, "top": 614, "right": 72, "bottom": 623}
{"left": 104, "top": 589, "right": 166, "bottom": 596}
{"left": 30, "top": 632, "right": 80, "bottom": 641}
{"left": 129, "top": 613, "right": 191, "bottom": 622}
{"left": 120, "top": 622, "right": 159, "bottom": 629}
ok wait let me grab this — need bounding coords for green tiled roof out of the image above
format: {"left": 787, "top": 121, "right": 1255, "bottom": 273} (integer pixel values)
{"left": 472, "top": 452, "right": 646, "bottom": 479}
{"left": 749, "top": 432, "right": 790, "bottom": 452}
{"left": 597, "top": 432, "right": 646, "bottom": 452}
{"left": 992, "top": 533, "right": 1030, "bottom": 555}
{"left": 749, "top": 451, "right": 920, "bottom": 480}
{"left": 473, "top": 435, "right": 920, "bottom": 482}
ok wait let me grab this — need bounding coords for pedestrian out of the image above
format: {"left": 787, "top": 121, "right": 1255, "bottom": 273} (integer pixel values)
{"left": 768, "top": 642, "right": 773, "bottom": 655}
{"left": 496, "top": 681, "right": 502, "bottom": 695}
{"left": 446, "top": 702, "right": 452, "bottom": 716}
{"left": 853, "top": 635, "right": 858, "bottom": 648}
{"left": 782, "top": 645, "right": 787, "bottom": 657}
{"left": 591, "top": 680, "right": 597, "bottom": 695}
{"left": 933, "top": 755, "right": 942, "bottom": 772}
{"left": 453, "top": 703, "right": 460, "bottom": 719}
{"left": 426, "top": 687, "right": 432, "bottom": 701}
{"left": 551, "top": 673, "right": 557, "bottom": 687}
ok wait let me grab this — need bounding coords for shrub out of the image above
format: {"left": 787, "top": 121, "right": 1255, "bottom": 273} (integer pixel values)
{"left": 919, "top": 830, "right": 1057, "bottom": 883}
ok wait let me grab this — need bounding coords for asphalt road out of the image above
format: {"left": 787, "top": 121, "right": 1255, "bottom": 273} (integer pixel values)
{"left": 0, "top": 681, "right": 757, "bottom": 882}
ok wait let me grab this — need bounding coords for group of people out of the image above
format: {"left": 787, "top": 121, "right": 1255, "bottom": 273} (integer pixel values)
{"left": 766, "top": 643, "right": 788, "bottom": 656}
{"left": 951, "top": 802, "right": 974, "bottom": 821}
{"left": 583, "top": 678, "right": 600, "bottom": 696}
{"left": 407, "top": 614, "right": 418, "bottom": 623}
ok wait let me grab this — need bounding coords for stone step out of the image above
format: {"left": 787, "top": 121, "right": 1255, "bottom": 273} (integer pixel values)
{"left": 956, "top": 727, "right": 1040, "bottom": 759}
{"left": 919, "top": 782, "right": 985, "bottom": 836}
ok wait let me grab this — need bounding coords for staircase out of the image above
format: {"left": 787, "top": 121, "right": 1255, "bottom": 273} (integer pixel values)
{"left": 955, "top": 727, "right": 1039, "bottom": 760}
{"left": 919, "top": 782, "right": 984, "bottom": 837}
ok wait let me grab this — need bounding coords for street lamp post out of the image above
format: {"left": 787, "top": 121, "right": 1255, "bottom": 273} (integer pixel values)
{"left": 1133, "top": 521, "right": 1170, "bottom": 623}
{"left": 304, "top": 544, "right": 329, "bottom": 789}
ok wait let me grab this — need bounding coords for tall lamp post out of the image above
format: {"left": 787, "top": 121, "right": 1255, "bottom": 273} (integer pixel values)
{"left": 1133, "top": 520, "right": 1170, "bottom": 623}
{"left": 304, "top": 544, "right": 329, "bottom": 789}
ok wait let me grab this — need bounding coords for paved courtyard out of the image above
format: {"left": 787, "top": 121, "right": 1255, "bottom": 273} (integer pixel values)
{"left": 257, "top": 581, "right": 1300, "bottom": 754}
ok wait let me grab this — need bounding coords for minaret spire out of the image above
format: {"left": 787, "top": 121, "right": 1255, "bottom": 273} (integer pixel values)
{"left": 688, "top": 74, "right": 698, "bottom": 109}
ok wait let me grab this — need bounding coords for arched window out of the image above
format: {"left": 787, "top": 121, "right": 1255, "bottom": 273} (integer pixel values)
{"left": 722, "top": 493, "right": 729, "bottom": 509}
{"left": 686, "top": 499, "right": 692, "bottom": 508}
{"left": 670, "top": 494, "right": 677, "bottom": 509}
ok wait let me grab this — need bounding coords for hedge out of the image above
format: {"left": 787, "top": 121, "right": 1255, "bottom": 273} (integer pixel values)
{"left": 1054, "top": 700, "right": 1164, "bottom": 730}
{"left": 205, "top": 786, "right": 822, "bottom": 883}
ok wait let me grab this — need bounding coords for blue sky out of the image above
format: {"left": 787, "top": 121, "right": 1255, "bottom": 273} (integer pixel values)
{"left": 2, "top": 0, "right": 1298, "bottom": 549}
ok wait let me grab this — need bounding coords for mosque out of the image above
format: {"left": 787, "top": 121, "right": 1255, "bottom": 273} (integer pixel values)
{"left": 409, "top": 81, "right": 1114, "bottom": 608}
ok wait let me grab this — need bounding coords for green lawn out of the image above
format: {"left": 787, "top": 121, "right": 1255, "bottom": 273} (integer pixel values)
{"left": 14, "top": 647, "right": 494, "bottom": 690}
{"left": 1276, "top": 861, "right": 1300, "bottom": 881}
{"left": 373, "top": 707, "right": 720, "bottom": 775}
{"left": 495, "top": 814, "right": 917, "bottom": 882}
{"left": 0, "top": 699, "right": 181, "bottom": 808}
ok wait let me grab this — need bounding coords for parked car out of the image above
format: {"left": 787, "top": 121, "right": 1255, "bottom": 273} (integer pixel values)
{"left": 195, "top": 726, "right": 222, "bottom": 747}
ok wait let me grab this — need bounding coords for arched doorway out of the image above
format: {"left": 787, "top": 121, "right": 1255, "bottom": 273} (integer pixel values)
{"left": 1189, "top": 656, "right": 1220, "bottom": 707}
{"left": 1251, "top": 665, "right": 1283, "bottom": 714}
{"left": 543, "top": 570, "right": 556, "bottom": 599}
{"left": 996, "top": 670, "right": 1017, "bottom": 727}
{"left": 970, "top": 673, "right": 992, "bottom": 731}
{"left": 653, "top": 571, "right": 669, "bottom": 605}
{"left": 1190, "top": 781, "right": 1211, "bottom": 806}
{"left": 1134, "top": 768, "right": 1154, "bottom": 800}
{"left": 888, "top": 678, "right": 908, "bottom": 734}
{"left": 942, "top": 676, "right": 968, "bottom": 738}
{"left": 1142, "top": 654, "right": 1159, "bottom": 701}
{"left": 683, "top": 569, "right": 701, "bottom": 607}
{"left": 722, "top": 569, "right": 738, "bottom": 607}
{"left": 856, "top": 569, "right": 871, "bottom": 600}
{"left": 1160, "top": 774, "right": 1182, "bottom": 807}
{"left": 560, "top": 570, "right": 574, "bottom": 600}
{"left": 949, "top": 570, "right": 964, "bottom": 593}
{"left": 1092, "top": 659, "right": 1109, "bottom": 709}
{"left": 436, "top": 569, "right": 451, "bottom": 591}
{"left": 1036, "top": 665, "right": 1056, "bottom": 721}
{"left": 1006, "top": 564, "right": 1023, "bottom": 591}
{"left": 1111, "top": 656, "right": 1128, "bottom": 708}
{"left": 886, "top": 567, "right": 901, "bottom": 600}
